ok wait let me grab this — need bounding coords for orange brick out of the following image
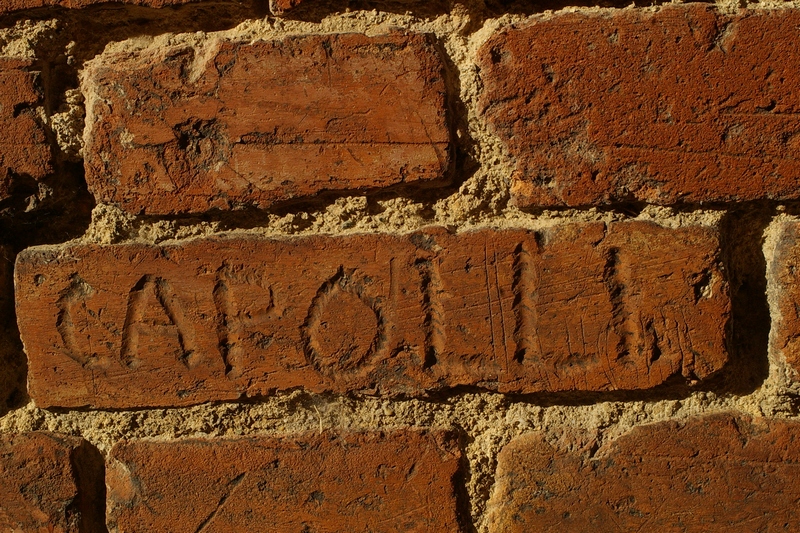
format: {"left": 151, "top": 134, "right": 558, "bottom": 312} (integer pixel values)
{"left": 487, "top": 414, "right": 800, "bottom": 532}
{"left": 0, "top": 59, "right": 51, "bottom": 203}
{"left": 269, "top": 0, "right": 303, "bottom": 15}
{"left": 83, "top": 32, "right": 451, "bottom": 215}
{"left": 769, "top": 219, "right": 800, "bottom": 377}
{"left": 107, "top": 430, "right": 463, "bottom": 532}
{"left": 17, "top": 222, "right": 729, "bottom": 408}
{"left": 0, "top": 432, "right": 104, "bottom": 532}
{"left": 479, "top": 6, "right": 800, "bottom": 206}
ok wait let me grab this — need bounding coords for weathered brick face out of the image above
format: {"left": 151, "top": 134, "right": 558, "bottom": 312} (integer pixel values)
{"left": 0, "top": 59, "right": 51, "bottom": 203}
{"left": 0, "top": 432, "right": 102, "bottom": 532}
{"left": 106, "top": 430, "right": 463, "bottom": 532}
{"left": 478, "top": 5, "right": 800, "bottom": 207}
{"left": 486, "top": 414, "right": 800, "bottom": 532}
{"left": 83, "top": 32, "right": 451, "bottom": 214}
{"left": 769, "top": 219, "right": 800, "bottom": 378}
{"left": 17, "top": 221, "right": 729, "bottom": 408}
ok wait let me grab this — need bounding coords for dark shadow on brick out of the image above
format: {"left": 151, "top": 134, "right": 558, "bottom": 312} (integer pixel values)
{"left": 71, "top": 439, "right": 109, "bottom": 533}
{"left": 451, "top": 428, "right": 480, "bottom": 533}
{"left": 696, "top": 203, "right": 772, "bottom": 396}
{"left": 0, "top": 247, "right": 26, "bottom": 416}
{"left": 0, "top": 162, "right": 94, "bottom": 415}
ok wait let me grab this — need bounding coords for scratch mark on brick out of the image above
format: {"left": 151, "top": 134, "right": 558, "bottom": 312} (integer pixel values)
{"left": 194, "top": 472, "right": 246, "bottom": 533}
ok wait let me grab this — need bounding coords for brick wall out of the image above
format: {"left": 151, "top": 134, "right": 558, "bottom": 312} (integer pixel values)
{"left": 1, "top": 0, "right": 799, "bottom": 531}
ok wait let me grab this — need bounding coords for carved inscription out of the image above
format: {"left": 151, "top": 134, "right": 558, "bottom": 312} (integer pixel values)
{"left": 56, "top": 273, "right": 114, "bottom": 369}
{"left": 214, "top": 263, "right": 279, "bottom": 378}
{"left": 302, "top": 267, "right": 387, "bottom": 378}
{"left": 120, "top": 275, "right": 200, "bottom": 370}
{"left": 603, "top": 247, "right": 632, "bottom": 362}
{"left": 415, "top": 258, "right": 445, "bottom": 369}
{"left": 16, "top": 223, "right": 731, "bottom": 408}
{"left": 511, "top": 242, "right": 540, "bottom": 364}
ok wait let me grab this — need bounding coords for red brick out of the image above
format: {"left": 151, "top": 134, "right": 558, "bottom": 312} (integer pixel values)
{"left": 487, "top": 414, "right": 800, "bottom": 532}
{"left": 0, "top": 432, "right": 103, "bottom": 532}
{"left": 0, "top": 59, "right": 51, "bottom": 202}
{"left": 82, "top": 32, "right": 451, "bottom": 215}
{"left": 769, "top": 219, "right": 800, "bottom": 376}
{"left": 478, "top": 6, "right": 800, "bottom": 207}
{"left": 269, "top": 0, "right": 303, "bottom": 15}
{"left": 0, "top": 0, "right": 302, "bottom": 15}
{"left": 107, "top": 430, "right": 463, "bottom": 532}
{"left": 17, "top": 222, "right": 729, "bottom": 408}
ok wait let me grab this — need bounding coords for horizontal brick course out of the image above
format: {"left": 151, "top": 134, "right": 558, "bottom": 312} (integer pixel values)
{"left": 106, "top": 430, "right": 463, "bottom": 532}
{"left": 82, "top": 32, "right": 451, "bottom": 215}
{"left": 478, "top": 5, "right": 800, "bottom": 207}
{"left": 17, "top": 222, "right": 728, "bottom": 408}
{"left": 0, "top": 432, "right": 102, "bottom": 533}
{"left": 0, "top": 59, "right": 51, "bottom": 204}
{"left": 487, "top": 414, "right": 800, "bottom": 532}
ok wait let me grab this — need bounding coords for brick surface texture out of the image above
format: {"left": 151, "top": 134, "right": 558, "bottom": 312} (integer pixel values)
{"left": 269, "top": 0, "right": 303, "bottom": 15}
{"left": 486, "top": 414, "right": 800, "bottom": 532}
{"left": 0, "top": 59, "right": 51, "bottom": 203}
{"left": 770, "top": 219, "right": 800, "bottom": 377}
{"left": 106, "top": 430, "right": 463, "bottom": 532}
{"left": 479, "top": 5, "right": 800, "bottom": 207}
{"left": 82, "top": 32, "right": 451, "bottom": 215}
{"left": 3, "top": 0, "right": 800, "bottom": 530}
{"left": 17, "top": 221, "right": 728, "bottom": 408}
{"left": 0, "top": 432, "right": 102, "bottom": 532}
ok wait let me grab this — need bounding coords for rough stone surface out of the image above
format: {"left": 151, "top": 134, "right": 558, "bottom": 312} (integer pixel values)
{"left": 0, "top": 432, "right": 103, "bottom": 533}
{"left": 0, "top": 58, "right": 51, "bottom": 204}
{"left": 486, "top": 413, "right": 800, "bottom": 532}
{"left": 106, "top": 430, "right": 463, "bottom": 532}
{"left": 478, "top": 5, "right": 800, "bottom": 207}
{"left": 83, "top": 32, "right": 451, "bottom": 215}
{"left": 17, "top": 222, "right": 729, "bottom": 408}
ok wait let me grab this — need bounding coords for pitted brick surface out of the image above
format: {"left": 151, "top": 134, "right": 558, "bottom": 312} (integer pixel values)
{"left": 107, "top": 430, "right": 464, "bottom": 532}
{"left": 487, "top": 414, "right": 800, "bottom": 532}
{"left": 0, "top": 59, "right": 51, "bottom": 204}
{"left": 0, "top": 432, "right": 101, "bottom": 533}
{"left": 479, "top": 5, "right": 800, "bottom": 206}
{"left": 83, "top": 32, "right": 451, "bottom": 215}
